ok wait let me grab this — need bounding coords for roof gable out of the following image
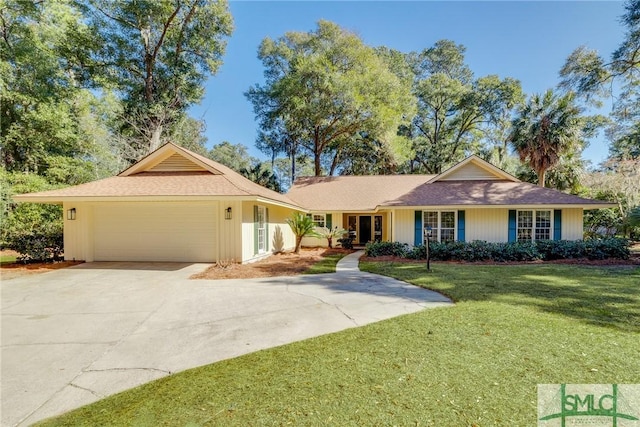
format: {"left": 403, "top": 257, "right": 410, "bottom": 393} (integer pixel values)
{"left": 147, "top": 153, "right": 208, "bottom": 173}
{"left": 15, "top": 142, "right": 303, "bottom": 208}
{"left": 429, "top": 155, "right": 519, "bottom": 183}
{"left": 119, "top": 143, "right": 222, "bottom": 176}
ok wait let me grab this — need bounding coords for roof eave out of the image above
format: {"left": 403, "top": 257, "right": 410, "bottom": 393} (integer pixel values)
{"left": 254, "top": 197, "right": 305, "bottom": 211}
{"left": 13, "top": 195, "right": 300, "bottom": 204}
{"left": 381, "top": 203, "right": 617, "bottom": 210}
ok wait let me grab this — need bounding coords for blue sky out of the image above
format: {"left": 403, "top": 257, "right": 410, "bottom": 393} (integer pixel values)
{"left": 189, "top": 1, "right": 625, "bottom": 168}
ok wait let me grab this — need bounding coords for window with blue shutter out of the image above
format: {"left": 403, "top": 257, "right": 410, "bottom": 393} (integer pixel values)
{"left": 326, "top": 213, "right": 332, "bottom": 229}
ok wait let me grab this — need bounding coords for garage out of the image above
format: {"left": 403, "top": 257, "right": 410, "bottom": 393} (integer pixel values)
{"left": 93, "top": 202, "right": 217, "bottom": 262}
{"left": 15, "top": 143, "right": 301, "bottom": 263}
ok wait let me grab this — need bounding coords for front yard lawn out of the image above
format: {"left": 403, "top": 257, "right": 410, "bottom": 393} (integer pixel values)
{"left": 38, "top": 263, "right": 639, "bottom": 426}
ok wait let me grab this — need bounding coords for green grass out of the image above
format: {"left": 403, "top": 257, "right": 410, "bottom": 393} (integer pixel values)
{"left": 0, "top": 254, "right": 17, "bottom": 264}
{"left": 37, "top": 263, "right": 640, "bottom": 426}
{"left": 303, "top": 252, "right": 348, "bottom": 274}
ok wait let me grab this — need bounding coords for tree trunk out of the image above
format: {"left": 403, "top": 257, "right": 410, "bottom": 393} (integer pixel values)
{"left": 294, "top": 236, "right": 303, "bottom": 254}
{"left": 314, "top": 128, "right": 322, "bottom": 176}
{"left": 290, "top": 150, "right": 296, "bottom": 185}
{"left": 537, "top": 168, "right": 546, "bottom": 187}
{"left": 149, "top": 123, "right": 163, "bottom": 153}
{"left": 314, "top": 150, "right": 321, "bottom": 176}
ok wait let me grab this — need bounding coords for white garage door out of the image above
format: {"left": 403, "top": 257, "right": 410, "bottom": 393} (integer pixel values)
{"left": 93, "top": 203, "right": 217, "bottom": 262}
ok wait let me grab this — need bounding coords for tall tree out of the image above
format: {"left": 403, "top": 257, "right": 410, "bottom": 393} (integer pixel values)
{"left": 239, "top": 162, "right": 281, "bottom": 193}
{"left": 559, "top": 0, "right": 640, "bottom": 161}
{"left": 509, "top": 90, "right": 586, "bottom": 187}
{"left": 272, "top": 155, "right": 314, "bottom": 190}
{"left": 209, "top": 141, "right": 256, "bottom": 172}
{"left": 0, "top": 0, "right": 100, "bottom": 175}
{"left": 406, "top": 41, "right": 524, "bottom": 173}
{"left": 246, "top": 20, "right": 415, "bottom": 176}
{"left": 82, "top": 0, "right": 233, "bottom": 159}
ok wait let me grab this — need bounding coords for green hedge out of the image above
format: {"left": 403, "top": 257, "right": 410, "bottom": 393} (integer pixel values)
{"left": 364, "top": 238, "right": 630, "bottom": 262}
{"left": 363, "top": 241, "right": 409, "bottom": 257}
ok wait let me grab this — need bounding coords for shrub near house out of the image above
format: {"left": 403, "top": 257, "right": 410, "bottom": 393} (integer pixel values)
{"left": 364, "top": 238, "right": 630, "bottom": 262}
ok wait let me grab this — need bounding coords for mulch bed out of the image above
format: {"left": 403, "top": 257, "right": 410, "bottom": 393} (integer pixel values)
{"left": 190, "top": 248, "right": 353, "bottom": 279}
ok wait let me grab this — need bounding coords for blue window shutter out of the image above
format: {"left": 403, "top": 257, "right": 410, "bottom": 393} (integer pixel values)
{"left": 266, "top": 208, "right": 270, "bottom": 251}
{"left": 554, "top": 210, "right": 562, "bottom": 241}
{"left": 326, "top": 213, "right": 332, "bottom": 229}
{"left": 457, "top": 210, "right": 465, "bottom": 242}
{"left": 414, "top": 210, "right": 423, "bottom": 246}
{"left": 508, "top": 210, "right": 517, "bottom": 242}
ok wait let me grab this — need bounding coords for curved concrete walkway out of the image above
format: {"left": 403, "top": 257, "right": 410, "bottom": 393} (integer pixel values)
{"left": 1, "top": 251, "right": 451, "bottom": 426}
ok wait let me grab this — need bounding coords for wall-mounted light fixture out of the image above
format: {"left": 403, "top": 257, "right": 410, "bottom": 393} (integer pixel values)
{"left": 225, "top": 207, "right": 232, "bottom": 220}
{"left": 67, "top": 208, "right": 76, "bottom": 221}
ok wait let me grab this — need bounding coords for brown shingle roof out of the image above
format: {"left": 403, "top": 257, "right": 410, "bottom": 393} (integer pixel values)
{"left": 386, "top": 180, "right": 612, "bottom": 207}
{"left": 287, "top": 176, "right": 613, "bottom": 210}
{"left": 16, "top": 144, "right": 614, "bottom": 210}
{"left": 287, "top": 175, "right": 435, "bottom": 211}
{"left": 15, "top": 144, "right": 300, "bottom": 207}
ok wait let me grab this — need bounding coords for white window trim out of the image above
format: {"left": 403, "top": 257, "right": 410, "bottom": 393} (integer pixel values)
{"left": 257, "top": 205, "right": 266, "bottom": 253}
{"left": 517, "top": 209, "right": 553, "bottom": 242}
{"left": 311, "top": 213, "right": 326, "bottom": 229}
{"left": 423, "top": 210, "right": 457, "bottom": 243}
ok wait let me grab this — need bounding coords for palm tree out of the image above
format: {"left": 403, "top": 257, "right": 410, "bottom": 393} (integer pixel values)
{"left": 509, "top": 90, "right": 583, "bottom": 187}
{"left": 286, "top": 213, "right": 317, "bottom": 254}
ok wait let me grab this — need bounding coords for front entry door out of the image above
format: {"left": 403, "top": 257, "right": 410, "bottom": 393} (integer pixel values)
{"left": 359, "top": 216, "right": 372, "bottom": 244}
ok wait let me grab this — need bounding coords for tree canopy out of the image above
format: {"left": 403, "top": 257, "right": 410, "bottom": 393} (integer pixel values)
{"left": 560, "top": 0, "right": 640, "bottom": 162}
{"left": 246, "top": 20, "right": 415, "bottom": 177}
{"left": 81, "top": 0, "right": 233, "bottom": 159}
{"left": 0, "top": 0, "right": 100, "bottom": 175}
{"left": 404, "top": 41, "right": 525, "bottom": 174}
{"left": 209, "top": 141, "right": 256, "bottom": 172}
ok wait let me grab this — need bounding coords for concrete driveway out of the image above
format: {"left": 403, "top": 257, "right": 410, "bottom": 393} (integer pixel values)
{"left": 1, "top": 252, "right": 451, "bottom": 426}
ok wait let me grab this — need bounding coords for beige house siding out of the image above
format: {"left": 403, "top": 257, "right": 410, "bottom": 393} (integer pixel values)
{"left": 391, "top": 207, "right": 584, "bottom": 245}
{"left": 241, "top": 202, "right": 297, "bottom": 263}
{"left": 217, "top": 200, "right": 242, "bottom": 262}
{"left": 465, "top": 208, "right": 510, "bottom": 242}
{"left": 302, "top": 211, "right": 343, "bottom": 247}
{"left": 241, "top": 201, "right": 259, "bottom": 263}
{"left": 268, "top": 204, "right": 297, "bottom": 253}
{"left": 393, "top": 209, "right": 416, "bottom": 245}
{"left": 562, "top": 208, "right": 583, "bottom": 240}
{"left": 63, "top": 202, "right": 94, "bottom": 262}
